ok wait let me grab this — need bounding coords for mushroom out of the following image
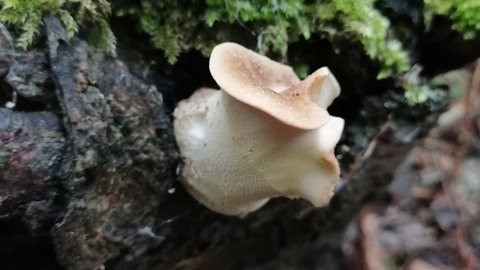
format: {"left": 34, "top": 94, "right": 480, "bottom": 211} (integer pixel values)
{"left": 173, "top": 42, "right": 345, "bottom": 216}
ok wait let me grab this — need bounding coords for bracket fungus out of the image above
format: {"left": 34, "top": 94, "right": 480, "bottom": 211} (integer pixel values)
{"left": 173, "top": 42, "right": 345, "bottom": 216}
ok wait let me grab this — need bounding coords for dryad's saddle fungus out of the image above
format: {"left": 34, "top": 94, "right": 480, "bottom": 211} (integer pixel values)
{"left": 173, "top": 42, "right": 345, "bottom": 216}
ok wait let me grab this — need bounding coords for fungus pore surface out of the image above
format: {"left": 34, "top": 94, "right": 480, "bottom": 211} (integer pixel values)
{"left": 173, "top": 42, "right": 345, "bottom": 216}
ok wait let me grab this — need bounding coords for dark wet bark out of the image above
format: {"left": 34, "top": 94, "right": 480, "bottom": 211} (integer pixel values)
{"left": 1, "top": 15, "right": 177, "bottom": 270}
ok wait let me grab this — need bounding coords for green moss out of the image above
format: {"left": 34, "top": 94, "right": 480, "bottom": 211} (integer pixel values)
{"left": 404, "top": 84, "right": 430, "bottom": 105}
{"left": 424, "top": 0, "right": 480, "bottom": 39}
{"left": 1, "top": 0, "right": 410, "bottom": 78}
{"left": 0, "top": 0, "right": 115, "bottom": 55}
{"left": 116, "top": 0, "right": 213, "bottom": 64}
{"left": 118, "top": 0, "right": 410, "bottom": 77}
{"left": 402, "top": 68, "right": 457, "bottom": 106}
{"left": 309, "top": 0, "right": 410, "bottom": 79}
{"left": 7, "top": 0, "right": 479, "bottom": 88}
{"left": 205, "top": 0, "right": 310, "bottom": 58}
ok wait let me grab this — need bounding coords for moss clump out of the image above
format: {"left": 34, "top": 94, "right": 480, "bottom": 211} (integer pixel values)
{"left": 115, "top": 0, "right": 214, "bottom": 64}
{"left": 206, "top": 0, "right": 405, "bottom": 67}
{"left": 1, "top": 0, "right": 411, "bottom": 79}
{"left": 205, "top": 0, "right": 311, "bottom": 58}
{"left": 308, "top": 0, "right": 410, "bottom": 79}
{"left": 117, "top": 0, "right": 410, "bottom": 78}
{"left": 0, "top": 0, "right": 115, "bottom": 55}
{"left": 4, "top": 0, "right": 478, "bottom": 84}
{"left": 424, "top": 0, "right": 480, "bottom": 39}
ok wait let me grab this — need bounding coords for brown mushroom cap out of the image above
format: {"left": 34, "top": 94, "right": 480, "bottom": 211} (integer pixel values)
{"left": 209, "top": 42, "right": 340, "bottom": 130}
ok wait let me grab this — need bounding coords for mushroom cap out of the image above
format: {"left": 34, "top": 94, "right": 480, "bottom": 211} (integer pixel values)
{"left": 209, "top": 42, "right": 341, "bottom": 130}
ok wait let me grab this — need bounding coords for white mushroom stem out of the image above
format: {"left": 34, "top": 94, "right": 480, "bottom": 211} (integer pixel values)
{"left": 175, "top": 88, "right": 344, "bottom": 216}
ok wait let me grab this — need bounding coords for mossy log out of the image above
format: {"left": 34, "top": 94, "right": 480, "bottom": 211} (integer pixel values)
{"left": 0, "top": 12, "right": 478, "bottom": 270}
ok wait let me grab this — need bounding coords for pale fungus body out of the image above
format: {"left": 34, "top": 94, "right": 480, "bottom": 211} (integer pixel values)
{"left": 173, "top": 42, "right": 345, "bottom": 216}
